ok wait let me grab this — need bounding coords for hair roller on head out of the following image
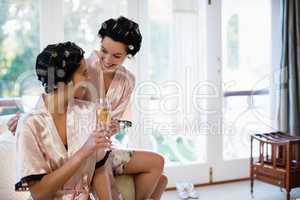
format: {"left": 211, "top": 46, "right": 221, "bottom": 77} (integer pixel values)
{"left": 98, "top": 16, "right": 142, "bottom": 56}
{"left": 35, "top": 41, "right": 85, "bottom": 93}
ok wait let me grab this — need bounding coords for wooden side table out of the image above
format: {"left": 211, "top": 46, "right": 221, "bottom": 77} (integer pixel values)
{"left": 250, "top": 132, "right": 300, "bottom": 200}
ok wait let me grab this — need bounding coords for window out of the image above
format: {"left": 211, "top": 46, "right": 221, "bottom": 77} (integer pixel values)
{"left": 140, "top": 0, "right": 207, "bottom": 164}
{"left": 0, "top": 0, "right": 40, "bottom": 115}
{"left": 148, "top": 0, "right": 172, "bottom": 82}
{"left": 63, "top": 0, "right": 128, "bottom": 56}
{"left": 222, "top": 0, "right": 276, "bottom": 160}
{"left": 226, "top": 14, "right": 239, "bottom": 70}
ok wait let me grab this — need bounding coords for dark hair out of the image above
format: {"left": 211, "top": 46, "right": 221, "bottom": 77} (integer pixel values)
{"left": 98, "top": 16, "right": 142, "bottom": 56}
{"left": 36, "top": 41, "right": 85, "bottom": 93}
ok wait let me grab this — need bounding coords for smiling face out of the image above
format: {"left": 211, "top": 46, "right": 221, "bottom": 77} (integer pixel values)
{"left": 99, "top": 36, "right": 128, "bottom": 71}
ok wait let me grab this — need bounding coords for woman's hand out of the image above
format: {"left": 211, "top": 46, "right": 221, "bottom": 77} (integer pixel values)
{"left": 80, "top": 129, "right": 112, "bottom": 159}
{"left": 7, "top": 112, "right": 21, "bottom": 135}
{"left": 106, "top": 119, "right": 120, "bottom": 138}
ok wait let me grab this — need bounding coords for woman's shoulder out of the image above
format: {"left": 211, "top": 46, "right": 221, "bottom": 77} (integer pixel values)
{"left": 16, "top": 112, "right": 44, "bottom": 136}
{"left": 118, "top": 66, "right": 135, "bottom": 85}
{"left": 17, "top": 96, "right": 50, "bottom": 132}
{"left": 21, "top": 108, "right": 50, "bottom": 124}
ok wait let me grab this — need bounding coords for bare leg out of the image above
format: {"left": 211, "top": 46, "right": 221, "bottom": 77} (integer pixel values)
{"left": 109, "top": 166, "right": 123, "bottom": 200}
{"left": 93, "top": 163, "right": 113, "bottom": 200}
{"left": 123, "top": 151, "right": 165, "bottom": 200}
{"left": 150, "top": 174, "right": 168, "bottom": 200}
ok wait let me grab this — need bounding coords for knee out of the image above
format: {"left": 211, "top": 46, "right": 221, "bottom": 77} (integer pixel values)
{"left": 153, "top": 153, "right": 165, "bottom": 172}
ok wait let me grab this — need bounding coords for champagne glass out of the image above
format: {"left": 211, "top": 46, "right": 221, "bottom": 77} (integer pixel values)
{"left": 96, "top": 98, "right": 111, "bottom": 130}
{"left": 96, "top": 98, "right": 111, "bottom": 151}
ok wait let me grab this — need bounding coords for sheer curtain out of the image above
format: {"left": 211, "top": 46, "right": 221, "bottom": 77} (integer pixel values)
{"left": 168, "top": 0, "right": 205, "bottom": 134}
{"left": 135, "top": 0, "right": 207, "bottom": 163}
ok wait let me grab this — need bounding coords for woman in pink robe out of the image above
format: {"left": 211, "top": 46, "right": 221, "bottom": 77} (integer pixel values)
{"left": 15, "top": 42, "right": 112, "bottom": 199}
{"left": 87, "top": 49, "right": 135, "bottom": 120}
{"left": 83, "top": 16, "right": 168, "bottom": 200}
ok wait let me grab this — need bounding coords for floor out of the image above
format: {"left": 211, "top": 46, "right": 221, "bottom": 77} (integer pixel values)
{"left": 161, "top": 180, "right": 300, "bottom": 200}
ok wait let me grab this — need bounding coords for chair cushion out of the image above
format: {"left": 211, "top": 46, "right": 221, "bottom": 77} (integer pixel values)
{"left": 115, "top": 175, "right": 135, "bottom": 200}
{"left": 0, "top": 132, "right": 30, "bottom": 200}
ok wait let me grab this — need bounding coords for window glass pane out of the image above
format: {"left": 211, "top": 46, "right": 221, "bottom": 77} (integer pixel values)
{"left": 143, "top": 0, "right": 207, "bottom": 164}
{"left": 222, "top": 0, "right": 272, "bottom": 91}
{"left": 63, "top": 0, "right": 128, "bottom": 56}
{"left": 148, "top": 0, "right": 172, "bottom": 82}
{"left": 222, "top": 0, "right": 274, "bottom": 160}
{"left": 0, "top": 0, "right": 40, "bottom": 115}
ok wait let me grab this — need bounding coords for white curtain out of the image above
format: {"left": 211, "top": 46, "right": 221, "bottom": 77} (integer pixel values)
{"left": 167, "top": 0, "right": 205, "bottom": 134}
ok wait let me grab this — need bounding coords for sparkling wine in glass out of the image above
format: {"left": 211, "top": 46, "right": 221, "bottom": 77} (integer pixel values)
{"left": 96, "top": 98, "right": 111, "bottom": 130}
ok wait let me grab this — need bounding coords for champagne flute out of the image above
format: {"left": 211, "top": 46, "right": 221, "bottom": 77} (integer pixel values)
{"left": 96, "top": 98, "right": 111, "bottom": 130}
{"left": 96, "top": 98, "right": 111, "bottom": 151}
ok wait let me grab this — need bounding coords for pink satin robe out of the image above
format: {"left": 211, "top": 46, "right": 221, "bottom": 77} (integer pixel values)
{"left": 15, "top": 96, "right": 104, "bottom": 200}
{"left": 86, "top": 51, "right": 136, "bottom": 200}
{"left": 86, "top": 50, "right": 135, "bottom": 120}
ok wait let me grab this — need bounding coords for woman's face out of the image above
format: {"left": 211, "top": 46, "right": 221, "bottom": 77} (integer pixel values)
{"left": 72, "top": 59, "right": 90, "bottom": 99}
{"left": 99, "top": 36, "right": 128, "bottom": 71}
